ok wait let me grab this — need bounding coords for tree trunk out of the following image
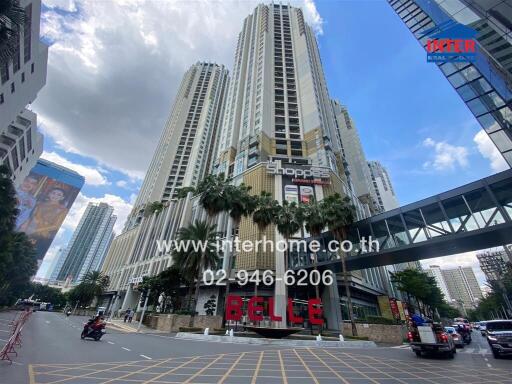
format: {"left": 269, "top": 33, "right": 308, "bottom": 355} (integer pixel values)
{"left": 338, "top": 229, "right": 357, "bottom": 337}
{"left": 193, "top": 252, "right": 206, "bottom": 315}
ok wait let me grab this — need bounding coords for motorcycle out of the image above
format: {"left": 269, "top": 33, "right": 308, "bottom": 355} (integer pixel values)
{"left": 81, "top": 318, "right": 106, "bottom": 341}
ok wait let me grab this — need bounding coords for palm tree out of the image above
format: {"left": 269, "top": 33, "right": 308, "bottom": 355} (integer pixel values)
{"left": 0, "top": 0, "right": 25, "bottom": 65}
{"left": 82, "top": 271, "right": 110, "bottom": 298}
{"left": 224, "top": 183, "right": 257, "bottom": 295}
{"left": 251, "top": 192, "right": 280, "bottom": 295}
{"left": 320, "top": 193, "right": 358, "bottom": 336}
{"left": 275, "top": 201, "right": 302, "bottom": 269}
{"left": 302, "top": 200, "right": 325, "bottom": 299}
{"left": 195, "top": 174, "right": 230, "bottom": 224}
{"left": 172, "top": 220, "right": 220, "bottom": 312}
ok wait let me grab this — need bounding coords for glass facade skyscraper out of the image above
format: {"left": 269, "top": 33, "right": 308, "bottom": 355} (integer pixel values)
{"left": 388, "top": 0, "right": 512, "bottom": 167}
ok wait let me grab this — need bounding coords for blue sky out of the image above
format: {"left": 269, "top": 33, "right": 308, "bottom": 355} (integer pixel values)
{"left": 34, "top": 0, "right": 508, "bottom": 283}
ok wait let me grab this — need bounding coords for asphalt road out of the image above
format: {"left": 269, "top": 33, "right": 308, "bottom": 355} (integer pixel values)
{"left": 0, "top": 311, "right": 510, "bottom": 384}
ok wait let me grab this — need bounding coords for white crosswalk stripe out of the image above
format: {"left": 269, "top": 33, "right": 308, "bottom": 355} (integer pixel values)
{"left": 390, "top": 345, "right": 410, "bottom": 349}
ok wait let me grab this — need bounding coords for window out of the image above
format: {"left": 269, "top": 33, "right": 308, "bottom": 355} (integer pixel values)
{"left": 0, "top": 93, "right": 3, "bottom": 104}
{"left": 26, "top": 128, "right": 32, "bottom": 151}
{"left": 11, "top": 148, "right": 19, "bottom": 170}
{"left": 1, "top": 62, "right": 8, "bottom": 84}
{"left": 19, "top": 136, "right": 25, "bottom": 161}
{"left": 21, "top": 72, "right": 25, "bottom": 83}
{"left": 23, "top": 4, "right": 32, "bottom": 63}
{"left": 31, "top": 63, "right": 34, "bottom": 73}
{"left": 10, "top": 83, "right": 15, "bottom": 94}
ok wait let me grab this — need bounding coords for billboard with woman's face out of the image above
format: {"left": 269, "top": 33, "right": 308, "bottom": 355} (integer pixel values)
{"left": 16, "top": 159, "right": 84, "bottom": 260}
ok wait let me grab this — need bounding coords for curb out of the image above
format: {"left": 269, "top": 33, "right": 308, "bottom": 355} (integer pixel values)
{"left": 175, "top": 332, "right": 377, "bottom": 348}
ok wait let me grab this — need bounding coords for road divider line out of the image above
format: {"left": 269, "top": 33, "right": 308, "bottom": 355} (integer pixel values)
{"left": 121, "top": 347, "right": 131, "bottom": 351}
{"left": 140, "top": 354, "right": 152, "bottom": 360}
{"left": 107, "top": 341, "right": 115, "bottom": 345}
{"left": 486, "top": 363, "right": 492, "bottom": 368}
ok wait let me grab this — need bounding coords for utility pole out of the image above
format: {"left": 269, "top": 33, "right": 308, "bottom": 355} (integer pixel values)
{"left": 137, "top": 289, "right": 150, "bottom": 333}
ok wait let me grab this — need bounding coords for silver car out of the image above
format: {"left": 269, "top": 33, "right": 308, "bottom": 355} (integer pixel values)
{"left": 445, "top": 326, "right": 464, "bottom": 348}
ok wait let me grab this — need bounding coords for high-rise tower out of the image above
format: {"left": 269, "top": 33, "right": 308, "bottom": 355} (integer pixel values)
{"left": 55, "top": 203, "right": 116, "bottom": 284}
{"left": 127, "top": 62, "right": 229, "bottom": 229}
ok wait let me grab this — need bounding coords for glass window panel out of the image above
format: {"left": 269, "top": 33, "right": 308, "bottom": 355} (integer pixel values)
{"left": 460, "top": 65, "right": 481, "bottom": 82}
{"left": 403, "top": 209, "right": 428, "bottom": 243}
{"left": 494, "top": 106, "right": 512, "bottom": 127}
{"left": 463, "top": 188, "right": 498, "bottom": 228}
{"left": 372, "top": 221, "right": 394, "bottom": 250}
{"left": 457, "top": 84, "right": 478, "bottom": 101}
{"left": 442, "top": 195, "right": 473, "bottom": 232}
{"left": 467, "top": 97, "right": 489, "bottom": 116}
{"left": 452, "top": 7, "right": 481, "bottom": 25}
{"left": 489, "top": 177, "right": 512, "bottom": 220}
{"left": 421, "top": 203, "right": 452, "bottom": 238}
{"left": 480, "top": 91, "right": 506, "bottom": 111}
{"left": 447, "top": 72, "right": 466, "bottom": 88}
{"left": 439, "top": 1, "right": 465, "bottom": 16}
{"left": 439, "top": 62, "right": 457, "bottom": 76}
{"left": 503, "top": 151, "right": 512, "bottom": 169}
{"left": 477, "top": 113, "right": 501, "bottom": 134}
{"left": 489, "top": 130, "right": 512, "bottom": 152}
{"left": 386, "top": 215, "right": 410, "bottom": 246}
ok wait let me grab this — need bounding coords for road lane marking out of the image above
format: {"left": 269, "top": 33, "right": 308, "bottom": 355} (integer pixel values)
{"left": 487, "top": 363, "right": 492, "bottom": 368}
{"left": 121, "top": 347, "right": 131, "bottom": 351}
{"left": 140, "top": 354, "right": 152, "bottom": 360}
{"left": 218, "top": 352, "right": 246, "bottom": 384}
{"left": 107, "top": 341, "right": 115, "bottom": 345}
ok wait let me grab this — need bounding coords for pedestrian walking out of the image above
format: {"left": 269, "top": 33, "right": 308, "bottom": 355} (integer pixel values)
{"left": 124, "top": 308, "right": 131, "bottom": 323}
{"left": 128, "top": 308, "right": 133, "bottom": 323}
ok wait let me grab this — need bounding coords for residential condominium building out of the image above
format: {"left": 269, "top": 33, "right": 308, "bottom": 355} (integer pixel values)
{"left": 210, "top": 3, "right": 394, "bottom": 327}
{"left": 53, "top": 203, "right": 116, "bottom": 284}
{"left": 101, "top": 62, "right": 229, "bottom": 312}
{"left": 477, "top": 247, "right": 511, "bottom": 282}
{"left": 442, "top": 266, "right": 483, "bottom": 309}
{"left": 427, "top": 265, "right": 453, "bottom": 302}
{"left": 368, "top": 161, "right": 400, "bottom": 213}
{"left": 388, "top": 0, "right": 512, "bottom": 167}
{"left": 0, "top": 0, "right": 48, "bottom": 185}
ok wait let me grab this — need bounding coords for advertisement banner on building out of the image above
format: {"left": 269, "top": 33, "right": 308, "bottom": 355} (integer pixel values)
{"left": 396, "top": 300, "right": 406, "bottom": 321}
{"left": 299, "top": 186, "right": 314, "bottom": 203}
{"left": 389, "top": 298, "right": 401, "bottom": 320}
{"left": 284, "top": 185, "right": 299, "bottom": 204}
{"left": 377, "top": 295, "right": 393, "bottom": 320}
{"left": 15, "top": 160, "right": 84, "bottom": 260}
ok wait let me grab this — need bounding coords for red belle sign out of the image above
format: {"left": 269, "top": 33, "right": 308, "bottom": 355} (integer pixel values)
{"left": 225, "top": 295, "right": 324, "bottom": 325}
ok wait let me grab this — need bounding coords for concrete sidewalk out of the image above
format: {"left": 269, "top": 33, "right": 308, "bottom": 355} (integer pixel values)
{"left": 106, "top": 318, "right": 167, "bottom": 334}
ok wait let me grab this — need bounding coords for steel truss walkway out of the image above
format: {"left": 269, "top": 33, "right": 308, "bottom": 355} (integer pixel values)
{"left": 290, "top": 169, "right": 512, "bottom": 272}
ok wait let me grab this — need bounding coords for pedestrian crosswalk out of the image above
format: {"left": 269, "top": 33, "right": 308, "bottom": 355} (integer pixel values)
{"left": 390, "top": 344, "right": 491, "bottom": 354}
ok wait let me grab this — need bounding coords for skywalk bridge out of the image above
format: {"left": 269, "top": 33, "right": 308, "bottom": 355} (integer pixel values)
{"left": 290, "top": 169, "right": 512, "bottom": 272}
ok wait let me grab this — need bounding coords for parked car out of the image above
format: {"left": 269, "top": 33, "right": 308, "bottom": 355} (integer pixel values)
{"left": 445, "top": 326, "right": 464, "bottom": 348}
{"left": 480, "top": 321, "right": 487, "bottom": 336}
{"left": 486, "top": 320, "right": 512, "bottom": 359}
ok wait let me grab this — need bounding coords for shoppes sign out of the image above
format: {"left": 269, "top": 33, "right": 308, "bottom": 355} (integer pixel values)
{"left": 266, "top": 161, "right": 330, "bottom": 180}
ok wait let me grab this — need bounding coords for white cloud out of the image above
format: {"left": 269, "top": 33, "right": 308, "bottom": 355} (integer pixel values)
{"left": 421, "top": 251, "right": 487, "bottom": 286}
{"left": 422, "top": 137, "right": 469, "bottom": 171}
{"left": 473, "top": 130, "right": 509, "bottom": 173}
{"left": 41, "top": 151, "right": 109, "bottom": 186}
{"left": 116, "top": 180, "right": 128, "bottom": 188}
{"left": 35, "top": 1, "right": 324, "bottom": 179}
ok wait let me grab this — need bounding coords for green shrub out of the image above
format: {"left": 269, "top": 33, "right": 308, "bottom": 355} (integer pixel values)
{"left": 344, "top": 335, "right": 369, "bottom": 341}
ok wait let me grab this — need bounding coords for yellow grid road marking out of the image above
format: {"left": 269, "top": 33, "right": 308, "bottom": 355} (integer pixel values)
{"left": 293, "top": 348, "right": 319, "bottom": 384}
{"left": 218, "top": 351, "right": 246, "bottom": 384}
{"left": 250, "top": 351, "right": 264, "bottom": 384}
{"left": 306, "top": 348, "right": 350, "bottom": 384}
